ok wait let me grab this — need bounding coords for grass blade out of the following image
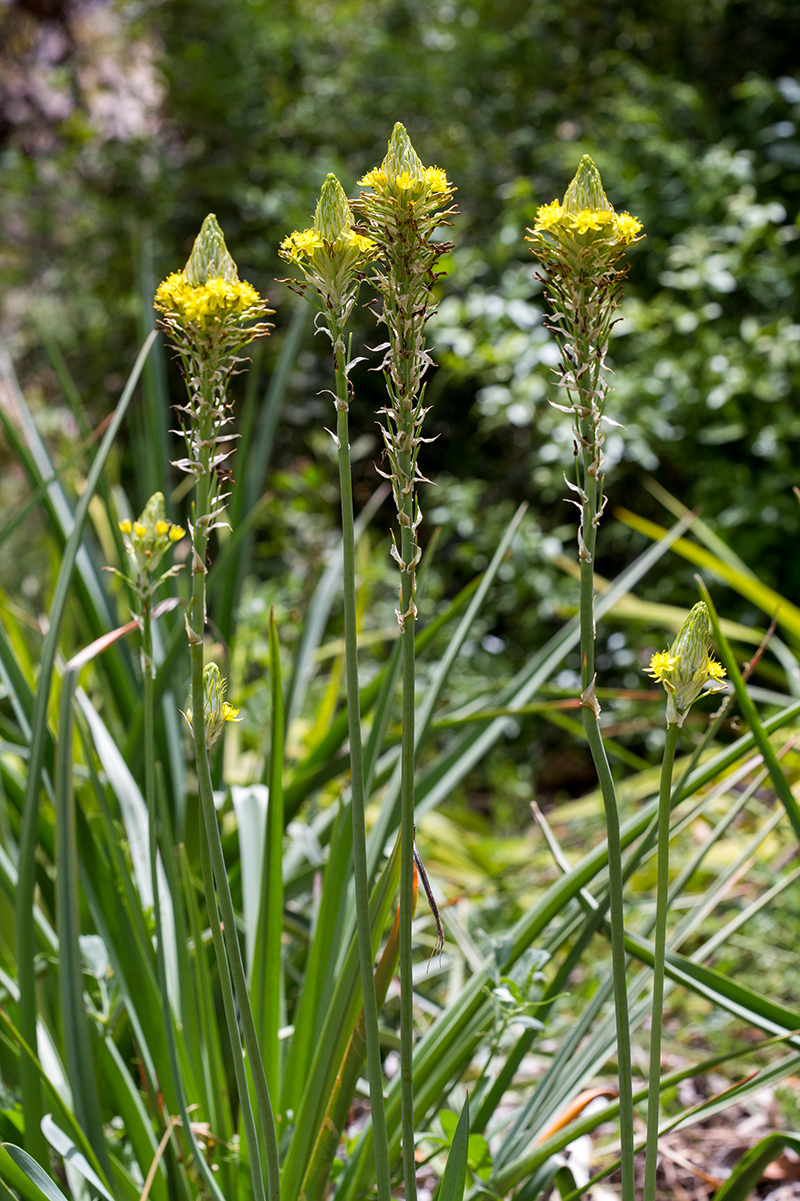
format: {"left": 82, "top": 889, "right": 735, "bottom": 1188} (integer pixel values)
{"left": 439, "top": 1097, "right": 470, "bottom": 1201}
{"left": 39, "top": 1116, "right": 114, "bottom": 1201}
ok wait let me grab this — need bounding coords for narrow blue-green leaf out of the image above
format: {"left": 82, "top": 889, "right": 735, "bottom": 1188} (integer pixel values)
{"left": 0, "top": 1147, "right": 57, "bottom": 1201}
{"left": 253, "top": 610, "right": 285, "bottom": 1107}
{"left": 279, "top": 838, "right": 401, "bottom": 1201}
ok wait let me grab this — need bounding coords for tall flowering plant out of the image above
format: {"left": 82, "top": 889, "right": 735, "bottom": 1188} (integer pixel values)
{"left": 527, "top": 156, "right": 643, "bottom": 1199}
{"left": 354, "top": 122, "right": 456, "bottom": 1201}
{"left": 279, "top": 175, "right": 394, "bottom": 1201}
{"left": 154, "top": 215, "right": 280, "bottom": 1201}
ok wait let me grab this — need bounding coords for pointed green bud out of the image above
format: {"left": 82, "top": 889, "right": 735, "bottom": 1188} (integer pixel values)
{"left": 313, "top": 174, "right": 351, "bottom": 241}
{"left": 183, "top": 214, "right": 239, "bottom": 286}
{"left": 382, "top": 121, "right": 425, "bottom": 182}
{"left": 562, "top": 155, "right": 612, "bottom": 214}
{"left": 140, "top": 491, "right": 167, "bottom": 533}
{"left": 670, "top": 602, "right": 711, "bottom": 683}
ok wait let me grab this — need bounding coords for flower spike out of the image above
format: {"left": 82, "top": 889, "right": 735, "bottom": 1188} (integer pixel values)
{"left": 646, "top": 602, "right": 727, "bottom": 726}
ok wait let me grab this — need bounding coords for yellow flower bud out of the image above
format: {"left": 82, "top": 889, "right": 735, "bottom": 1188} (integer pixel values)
{"left": 133, "top": 522, "right": 147, "bottom": 539}
{"left": 156, "top": 520, "right": 170, "bottom": 536}
{"left": 118, "top": 519, "right": 132, "bottom": 535}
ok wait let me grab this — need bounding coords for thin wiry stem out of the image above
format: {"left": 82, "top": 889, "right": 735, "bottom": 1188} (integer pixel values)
{"left": 574, "top": 348, "right": 635, "bottom": 1201}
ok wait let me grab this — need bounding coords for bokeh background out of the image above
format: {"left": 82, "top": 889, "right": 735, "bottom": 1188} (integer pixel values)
{"left": 3, "top": 0, "right": 800, "bottom": 814}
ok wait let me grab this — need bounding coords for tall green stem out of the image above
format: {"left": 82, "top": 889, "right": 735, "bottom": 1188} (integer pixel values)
{"left": 643, "top": 720, "right": 678, "bottom": 1201}
{"left": 578, "top": 435, "right": 635, "bottom": 1201}
{"left": 398, "top": 437, "right": 418, "bottom": 1201}
{"left": 332, "top": 325, "right": 392, "bottom": 1201}
{"left": 189, "top": 422, "right": 281, "bottom": 1201}
{"left": 143, "top": 605, "right": 229, "bottom": 1201}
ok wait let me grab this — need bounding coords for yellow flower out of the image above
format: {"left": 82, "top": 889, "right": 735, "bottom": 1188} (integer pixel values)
{"left": 706, "top": 658, "right": 726, "bottom": 682}
{"left": 613, "top": 212, "right": 644, "bottom": 244}
{"left": 279, "top": 225, "right": 375, "bottom": 267}
{"left": 572, "top": 208, "right": 615, "bottom": 235}
{"left": 646, "top": 651, "right": 678, "bottom": 682}
{"left": 533, "top": 200, "right": 563, "bottom": 231}
{"left": 155, "top": 520, "right": 170, "bottom": 536}
{"left": 358, "top": 167, "right": 387, "bottom": 190}
{"left": 169, "top": 525, "right": 185, "bottom": 542}
{"left": 279, "top": 228, "right": 324, "bottom": 263}
{"left": 133, "top": 522, "right": 147, "bottom": 539}
{"left": 118, "top": 518, "right": 132, "bottom": 535}
{"left": 154, "top": 272, "right": 263, "bottom": 329}
{"left": 184, "top": 662, "right": 242, "bottom": 749}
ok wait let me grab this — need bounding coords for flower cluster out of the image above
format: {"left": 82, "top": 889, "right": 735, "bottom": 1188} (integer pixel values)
{"left": 279, "top": 174, "right": 378, "bottom": 324}
{"left": 111, "top": 492, "right": 184, "bottom": 599}
{"left": 154, "top": 214, "right": 271, "bottom": 336}
{"left": 356, "top": 122, "right": 455, "bottom": 225}
{"left": 528, "top": 154, "right": 644, "bottom": 263}
{"left": 353, "top": 123, "right": 457, "bottom": 629}
{"left": 154, "top": 273, "right": 263, "bottom": 329}
{"left": 533, "top": 199, "right": 642, "bottom": 245}
{"left": 358, "top": 164, "right": 449, "bottom": 203}
{"left": 646, "top": 602, "right": 727, "bottom": 726}
{"left": 184, "top": 662, "right": 241, "bottom": 750}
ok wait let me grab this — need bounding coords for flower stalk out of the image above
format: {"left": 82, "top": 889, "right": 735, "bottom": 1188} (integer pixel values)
{"left": 527, "top": 156, "right": 643, "bottom": 1201}
{"left": 355, "top": 124, "right": 456, "bottom": 1201}
{"left": 643, "top": 602, "right": 726, "bottom": 1200}
{"left": 280, "top": 174, "right": 393, "bottom": 1201}
{"left": 155, "top": 215, "right": 280, "bottom": 1201}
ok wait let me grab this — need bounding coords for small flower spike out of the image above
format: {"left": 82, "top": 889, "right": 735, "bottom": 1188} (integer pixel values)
{"left": 113, "top": 491, "right": 184, "bottom": 599}
{"left": 279, "top": 173, "right": 377, "bottom": 323}
{"left": 646, "top": 602, "right": 727, "bottom": 726}
{"left": 184, "top": 662, "right": 242, "bottom": 750}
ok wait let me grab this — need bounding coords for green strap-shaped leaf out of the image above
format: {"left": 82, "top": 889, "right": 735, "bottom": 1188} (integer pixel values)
{"left": 1, "top": 1145, "right": 70, "bottom": 1201}
{"left": 439, "top": 1097, "right": 470, "bottom": 1201}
